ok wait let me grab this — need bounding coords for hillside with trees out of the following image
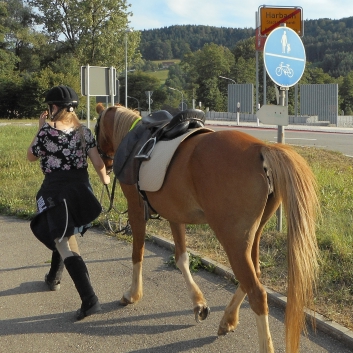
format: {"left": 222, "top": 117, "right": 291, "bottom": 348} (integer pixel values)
{"left": 139, "top": 17, "right": 353, "bottom": 77}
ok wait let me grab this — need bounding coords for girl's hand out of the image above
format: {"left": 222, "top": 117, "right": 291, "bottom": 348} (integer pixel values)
{"left": 103, "top": 174, "right": 110, "bottom": 185}
{"left": 39, "top": 111, "right": 48, "bottom": 129}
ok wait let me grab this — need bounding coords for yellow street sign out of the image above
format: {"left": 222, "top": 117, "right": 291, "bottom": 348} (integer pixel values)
{"left": 260, "top": 6, "right": 303, "bottom": 36}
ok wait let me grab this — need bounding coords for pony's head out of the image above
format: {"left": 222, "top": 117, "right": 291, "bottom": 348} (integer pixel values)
{"left": 95, "top": 103, "right": 141, "bottom": 171}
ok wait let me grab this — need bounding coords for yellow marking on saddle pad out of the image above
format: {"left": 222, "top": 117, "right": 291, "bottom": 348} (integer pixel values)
{"left": 138, "top": 127, "right": 214, "bottom": 192}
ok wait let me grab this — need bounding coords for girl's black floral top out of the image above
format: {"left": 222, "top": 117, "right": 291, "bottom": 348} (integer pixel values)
{"left": 31, "top": 122, "right": 96, "bottom": 174}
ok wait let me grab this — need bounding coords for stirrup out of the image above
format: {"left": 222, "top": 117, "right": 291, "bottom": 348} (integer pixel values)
{"left": 135, "top": 137, "right": 156, "bottom": 161}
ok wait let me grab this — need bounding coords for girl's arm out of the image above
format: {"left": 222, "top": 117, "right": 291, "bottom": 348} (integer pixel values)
{"left": 27, "top": 111, "right": 48, "bottom": 162}
{"left": 87, "top": 146, "right": 110, "bottom": 185}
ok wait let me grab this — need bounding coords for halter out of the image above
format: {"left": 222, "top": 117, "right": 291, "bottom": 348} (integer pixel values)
{"left": 95, "top": 113, "right": 115, "bottom": 161}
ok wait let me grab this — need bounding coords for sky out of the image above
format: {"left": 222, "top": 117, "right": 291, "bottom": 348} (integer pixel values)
{"left": 128, "top": 0, "right": 353, "bottom": 31}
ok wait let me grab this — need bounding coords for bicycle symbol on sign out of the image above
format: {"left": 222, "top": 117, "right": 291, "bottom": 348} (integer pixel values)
{"left": 275, "top": 62, "right": 294, "bottom": 78}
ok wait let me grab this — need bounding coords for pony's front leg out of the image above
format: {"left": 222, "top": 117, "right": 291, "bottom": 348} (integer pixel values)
{"left": 169, "top": 222, "right": 210, "bottom": 322}
{"left": 120, "top": 184, "right": 147, "bottom": 306}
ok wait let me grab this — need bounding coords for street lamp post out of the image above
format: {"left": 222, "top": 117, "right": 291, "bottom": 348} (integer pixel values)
{"left": 237, "top": 102, "right": 240, "bottom": 125}
{"left": 125, "top": 28, "right": 133, "bottom": 107}
{"left": 168, "top": 86, "right": 184, "bottom": 110}
{"left": 219, "top": 75, "right": 236, "bottom": 84}
{"left": 127, "top": 95, "right": 140, "bottom": 115}
{"left": 219, "top": 76, "right": 236, "bottom": 118}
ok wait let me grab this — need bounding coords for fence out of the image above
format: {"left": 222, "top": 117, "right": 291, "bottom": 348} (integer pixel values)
{"left": 141, "top": 110, "right": 353, "bottom": 127}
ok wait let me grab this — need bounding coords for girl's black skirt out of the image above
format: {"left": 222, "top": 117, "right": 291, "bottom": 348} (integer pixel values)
{"left": 30, "top": 169, "right": 102, "bottom": 250}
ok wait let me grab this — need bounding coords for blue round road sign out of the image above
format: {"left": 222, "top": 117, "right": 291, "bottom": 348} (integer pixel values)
{"left": 263, "top": 26, "right": 306, "bottom": 87}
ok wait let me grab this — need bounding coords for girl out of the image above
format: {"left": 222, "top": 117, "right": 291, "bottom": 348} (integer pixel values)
{"left": 27, "top": 85, "right": 110, "bottom": 320}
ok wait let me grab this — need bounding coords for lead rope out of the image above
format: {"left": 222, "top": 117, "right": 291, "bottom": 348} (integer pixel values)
{"left": 58, "top": 198, "right": 69, "bottom": 243}
{"left": 100, "top": 177, "right": 130, "bottom": 234}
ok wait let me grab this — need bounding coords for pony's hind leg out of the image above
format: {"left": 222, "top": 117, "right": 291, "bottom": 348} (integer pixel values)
{"left": 169, "top": 222, "right": 210, "bottom": 322}
{"left": 217, "top": 286, "right": 247, "bottom": 335}
{"left": 218, "top": 245, "right": 274, "bottom": 353}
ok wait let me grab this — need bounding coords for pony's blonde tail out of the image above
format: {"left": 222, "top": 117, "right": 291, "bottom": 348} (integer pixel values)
{"left": 261, "top": 144, "right": 320, "bottom": 353}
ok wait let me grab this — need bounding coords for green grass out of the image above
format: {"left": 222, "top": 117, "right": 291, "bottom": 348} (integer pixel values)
{"left": 147, "top": 59, "right": 181, "bottom": 85}
{"left": 1, "top": 120, "right": 353, "bottom": 330}
{"left": 147, "top": 69, "right": 169, "bottom": 84}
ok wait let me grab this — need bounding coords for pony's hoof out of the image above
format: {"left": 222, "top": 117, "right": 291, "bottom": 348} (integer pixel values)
{"left": 194, "top": 305, "right": 210, "bottom": 322}
{"left": 119, "top": 296, "right": 132, "bottom": 306}
{"left": 217, "top": 323, "right": 235, "bottom": 336}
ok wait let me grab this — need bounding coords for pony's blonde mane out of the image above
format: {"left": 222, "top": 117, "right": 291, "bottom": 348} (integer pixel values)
{"left": 99, "top": 105, "right": 141, "bottom": 151}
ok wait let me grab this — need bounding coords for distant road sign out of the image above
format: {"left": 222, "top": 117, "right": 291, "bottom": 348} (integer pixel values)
{"left": 81, "top": 66, "right": 116, "bottom": 96}
{"left": 255, "top": 27, "right": 267, "bottom": 51}
{"left": 259, "top": 6, "right": 303, "bottom": 36}
{"left": 257, "top": 105, "right": 288, "bottom": 126}
{"left": 263, "top": 26, "right": 306, "bottom": 87}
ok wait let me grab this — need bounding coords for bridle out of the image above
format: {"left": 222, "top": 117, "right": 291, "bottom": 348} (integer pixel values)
{"left": 95, "top": 113, "right": 115, "bottom": 162}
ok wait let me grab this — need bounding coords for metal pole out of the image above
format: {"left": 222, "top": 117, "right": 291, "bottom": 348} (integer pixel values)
{"left": 295, "top": 83, "right": 298, "bottom": 117}
{"left": 236, "top": 102, "right": 240, "bottom": 125}
{"left": 125, "top": 29, "right": 132, "bottom": 107}
{"left": 219, "top": 75, "right": 236, "bottom": 84}
{"left": 168, "top": 87, "right": 183, "bottom": 109}
{"left": 148, "top": 92, "right": 151, "bottom": 114}
{"left": 263, "top": 65, "right": 266, "bottom": 106}
{"left": 256, "top": 50, "right": 259, "bottom": 125}
{"left": 127, "top": 95, "right": 140, "bottom": 114}
{"left": 110, "top": 66, "right": 115, "bottom": 106}
{"left": 86, "top": 64, "right": 90, "bottom": 129}
{"left": 125, "top": 31, "right": 128, "bottom": 107}
{"left": 276, "top": 87, "right": 286, "bottom": 231}
{"left": 255, "top": 11, "right": 259, "bottom": 126}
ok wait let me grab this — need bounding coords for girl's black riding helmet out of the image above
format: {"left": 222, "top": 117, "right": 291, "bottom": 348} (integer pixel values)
{"left": 44, "top": 85, "right": 79, "bottom": 112}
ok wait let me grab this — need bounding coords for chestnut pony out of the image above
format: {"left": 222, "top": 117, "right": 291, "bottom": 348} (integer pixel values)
{"left": 95, "top": 103, "right": 319, "bottom": 353}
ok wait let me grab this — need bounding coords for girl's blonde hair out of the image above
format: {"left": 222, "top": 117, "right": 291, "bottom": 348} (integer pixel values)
{"left": 53, "top": 108, "right": 87, "bottom": 150}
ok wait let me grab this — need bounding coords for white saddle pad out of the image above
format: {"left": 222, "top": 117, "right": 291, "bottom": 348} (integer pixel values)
{"left": 138, "top": 127, "right": 214, "bottom": 192}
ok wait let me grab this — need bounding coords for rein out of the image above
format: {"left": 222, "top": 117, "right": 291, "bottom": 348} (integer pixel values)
{"left": 95, "top": 109, "right": 130, "bottom": 234}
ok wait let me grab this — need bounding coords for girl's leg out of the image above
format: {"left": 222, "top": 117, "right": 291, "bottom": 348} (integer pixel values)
{"left": 55, "top": 237, "right": 101, "bottom": 320}
{"left": 45, "top": 236, "right": 79, "bottom": 291}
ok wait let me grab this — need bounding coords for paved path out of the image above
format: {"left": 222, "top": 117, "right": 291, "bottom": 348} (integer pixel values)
{"left": 205, "top": 119, "right": 353, "bottom": 134}
{"left": 0, "top": 215, "right": 352, "bottom": 352}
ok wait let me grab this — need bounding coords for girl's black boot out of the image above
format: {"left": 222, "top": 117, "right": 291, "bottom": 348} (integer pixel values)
{"left": 64, "top": 255, "right": 101, "bottom": 320}
{"left": 45, "top": 250, "right": 64, "bottom": 291}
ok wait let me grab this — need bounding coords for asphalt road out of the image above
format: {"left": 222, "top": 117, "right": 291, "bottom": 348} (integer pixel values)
{"left": 1, "top": 215, "right": 352, "bottom": 353}
{"left": 207, "top": 123, "right": 353, "bottom": 157}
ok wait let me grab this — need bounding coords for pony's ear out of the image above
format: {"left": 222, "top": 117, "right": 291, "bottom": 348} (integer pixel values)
{"left": 96, "top": 103, "right": 105, "bottom": 114}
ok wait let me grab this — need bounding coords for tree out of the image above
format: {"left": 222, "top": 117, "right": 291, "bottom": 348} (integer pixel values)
{"left": 26, "top": 0, "right": 141, "bottom": 70}
{"left": 2, "top": 0, "right": 46, "bottom": 72}
{"left": 120, "top": 71, "right": 167, "bottom": 111}
{"left": 180, "top": 43, "right": 234, "bottom": 110}
{"left": 339, "top": 71, "right": 353, "bottom": 115}
{"left": 197, "top": 78, "right": 225, "bottom": 111}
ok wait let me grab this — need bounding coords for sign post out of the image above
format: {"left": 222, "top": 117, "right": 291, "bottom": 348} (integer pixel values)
{"left": 145, "top": 91, "right": 153, "bottom": 113}
{"left": 262, "top": 24, "right": 306, "bottom": 230}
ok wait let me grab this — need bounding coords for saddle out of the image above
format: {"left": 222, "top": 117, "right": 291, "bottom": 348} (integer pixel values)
{"left": 113, "top": 109, "right": 206, "bottom": 185}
